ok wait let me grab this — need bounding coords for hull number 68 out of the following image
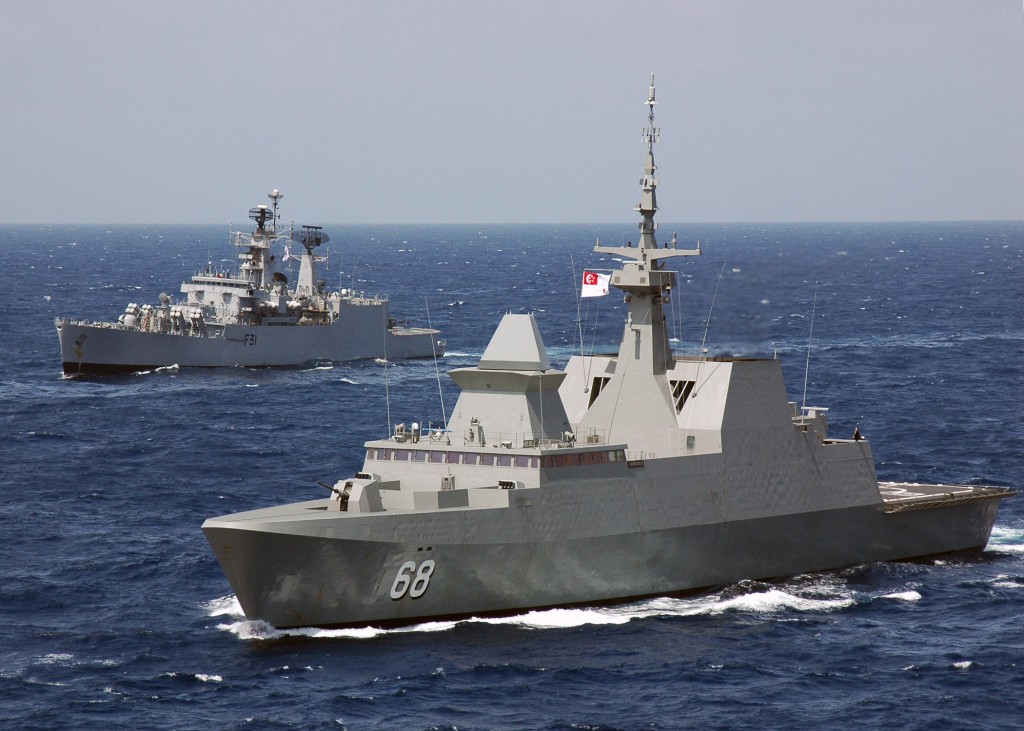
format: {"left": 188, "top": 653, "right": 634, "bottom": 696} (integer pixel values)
{"left": 389, "top": 559, "right": 436, "bottom": 600}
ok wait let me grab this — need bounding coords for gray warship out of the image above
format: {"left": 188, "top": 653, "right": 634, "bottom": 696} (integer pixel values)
{"left": 55, "top": 190, "right": 444, "bottom": 375}
{"left": 203, "top": 79, "right": 1014, "bottom": 629}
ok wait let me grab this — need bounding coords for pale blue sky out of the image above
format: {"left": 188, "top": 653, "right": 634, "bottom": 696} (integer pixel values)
{"left": 2, "top": 0, "right": 1022, "bottom": 224}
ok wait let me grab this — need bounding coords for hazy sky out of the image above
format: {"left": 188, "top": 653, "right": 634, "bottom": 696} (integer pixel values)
{"left": 2, "top": 1, "right": 1023, "bottom": 224}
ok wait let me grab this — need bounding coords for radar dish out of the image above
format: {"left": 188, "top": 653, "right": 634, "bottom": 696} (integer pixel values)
{"left": 291, "top": 226, "right": 330, "bottom": 250}
{"left": 249, "top": 204, "right": 273, "bottom": 232}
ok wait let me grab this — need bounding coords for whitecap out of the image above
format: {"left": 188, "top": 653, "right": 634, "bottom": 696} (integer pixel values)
{"left": 953, "top": 660, "right": 973, "bottom": 670}
{"left": 878, "top": 590, "right": 921, "bottom": 602}
{"left": 161, "top": 671, "right": 224, "bottom": 683}
{"left": 38, "top": 653, "right": 74, "bottom": 665}
{"left": 438, "top": 351, "right": 481, "bottom": 358}
{"left": 990, "top": 574, "right": 1024, "bottom": 588}
{"left": 202, "top": 595, "right": 244, "bottom": 618}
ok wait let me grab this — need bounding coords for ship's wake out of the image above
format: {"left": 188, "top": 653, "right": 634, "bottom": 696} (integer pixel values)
{"left": 203, "top": 579, "right": 923, "bottom": 642}
{"left": 986, "top": 525, "right": 1024, "bottom": 554}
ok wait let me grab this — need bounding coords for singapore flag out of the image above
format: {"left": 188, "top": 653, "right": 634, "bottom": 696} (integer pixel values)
{"left": 581, "top": 270, "right": 610, "bottom": 298}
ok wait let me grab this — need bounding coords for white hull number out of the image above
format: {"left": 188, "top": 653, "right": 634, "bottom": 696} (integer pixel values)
{"left": 389, "top": 559, "right": 436, "bottom": 600}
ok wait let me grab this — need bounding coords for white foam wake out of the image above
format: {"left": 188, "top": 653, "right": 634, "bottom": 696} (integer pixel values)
{"left": 987, "top": 525, "right": 1024, "bottom": 553}
{"left": 206, "top": 580, "right": 888, "bottom": 641}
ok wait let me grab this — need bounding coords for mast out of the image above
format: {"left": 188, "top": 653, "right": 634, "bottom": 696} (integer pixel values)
{"left": 268, "top": 188, "right": 283, "bottom": 235}
{"left": 292, "top": 225, "right": 331, "bottom": 299}
{"left": 638, "top": 73, "right": 659, "bottom": 248}
{"left": 593, "top": 74, "right": 701, "bottom": 373}
{"left": 241, "top": 189, "right": 286, "bottom": 289}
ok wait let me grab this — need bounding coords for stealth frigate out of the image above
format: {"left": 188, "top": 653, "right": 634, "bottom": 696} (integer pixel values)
{"left": 203, "top": 78, "right": 1013, "bottom": 629}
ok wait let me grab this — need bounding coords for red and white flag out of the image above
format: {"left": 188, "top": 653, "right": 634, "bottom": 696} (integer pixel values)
{"left": 581, "top": 270, "right": 610, "bottom": 298}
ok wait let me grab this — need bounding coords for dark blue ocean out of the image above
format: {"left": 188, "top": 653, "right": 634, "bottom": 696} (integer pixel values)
{"left": 1, "top": 221, "right": 1022, "bottom": 730}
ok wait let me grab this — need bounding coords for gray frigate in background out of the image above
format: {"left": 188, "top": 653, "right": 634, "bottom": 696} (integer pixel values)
{"left": 203, "top": 78, "right": 1014, "bottom": 629}
{"left": 55, "top": 190, "right": 444, "bottom": 375}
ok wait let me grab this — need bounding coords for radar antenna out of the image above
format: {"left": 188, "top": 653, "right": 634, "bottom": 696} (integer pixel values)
{"left": 249, "top": 204, "right": 272, "bottom": 234}
{"left": 594, "top": 74, "right": 700, "bottom": 265}
{"left": 291, "top": 225, "right": 331, "bottom": 256}
{"left": 639, "top": 72, "right": 659, "bottom": 219}
{"left": 250, "top": 189, "right": 284, "bottom": 235}
{"left": 268, "top": 189, "right": 284, "bottom": 230}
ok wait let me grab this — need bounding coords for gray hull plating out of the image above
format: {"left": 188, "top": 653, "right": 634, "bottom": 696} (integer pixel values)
{"left": 56, "top": 312, "right": 438, "bottom": 374}
{"left": 204, "top": 492, "right": 1001, "bottom": 629}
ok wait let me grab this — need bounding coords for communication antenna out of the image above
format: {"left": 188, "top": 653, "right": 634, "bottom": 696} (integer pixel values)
{"left": 382, "top": 308, "right": 391, "bottom": 434}
{"left": 668, "top": 231, "right": 681, "bottom": 348}
{"left": 426, "top": 297, "right": 447, "bottom": 427}
{"left": 798, "top": 286, "right": 815, "bottom": 409}
{"left": 801, "top": 289, "right": 818, "bottom": 410}
{"left": 570, "top": 252, "right": 586, "bottom": 361}
{"left": 698, "top": 260, "right": 727, "bottom": 360}
{"left": 268, "top": 189, "right": 283, "bottom": 231}
{"left": 692, "top": 259, "right": 727, "bottom": 396}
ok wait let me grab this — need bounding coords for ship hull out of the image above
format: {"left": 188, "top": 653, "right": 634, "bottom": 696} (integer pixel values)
{"left": 203, "top": 493, "right": 1002, "bottom": 629}
{"left": 56, "top": 315, "right": 440, "bottom": 375}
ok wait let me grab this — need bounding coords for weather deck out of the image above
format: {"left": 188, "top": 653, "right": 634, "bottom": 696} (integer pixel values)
{"left": 880, "top": 482, "right": 1014, "bottom": 513}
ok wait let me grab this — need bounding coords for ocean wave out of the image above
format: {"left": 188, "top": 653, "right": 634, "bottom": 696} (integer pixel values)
{"left": 209, "top": 575, "right": 940, "bottom": 641}
{"left": 986, "top": 525, "right": 1024, "bottom": 553}
{"left": 991, "top": 574, "right": 1024, "bottom": 588}
{"left": 202, "top": 595, "right": 242, "bottom": 617}
{"left": 160, "top": 671, "right": 223, "bottom": 683}
{"left": 878, "top": 590, "right": 922, "bottom": 602}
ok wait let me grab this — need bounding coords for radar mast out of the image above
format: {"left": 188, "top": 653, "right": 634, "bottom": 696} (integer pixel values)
{"left": 595, "top": 74, "right": 700, "bottom": 266}
{"left": 589, "top": 75, "right": 703, "bottom": 379}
